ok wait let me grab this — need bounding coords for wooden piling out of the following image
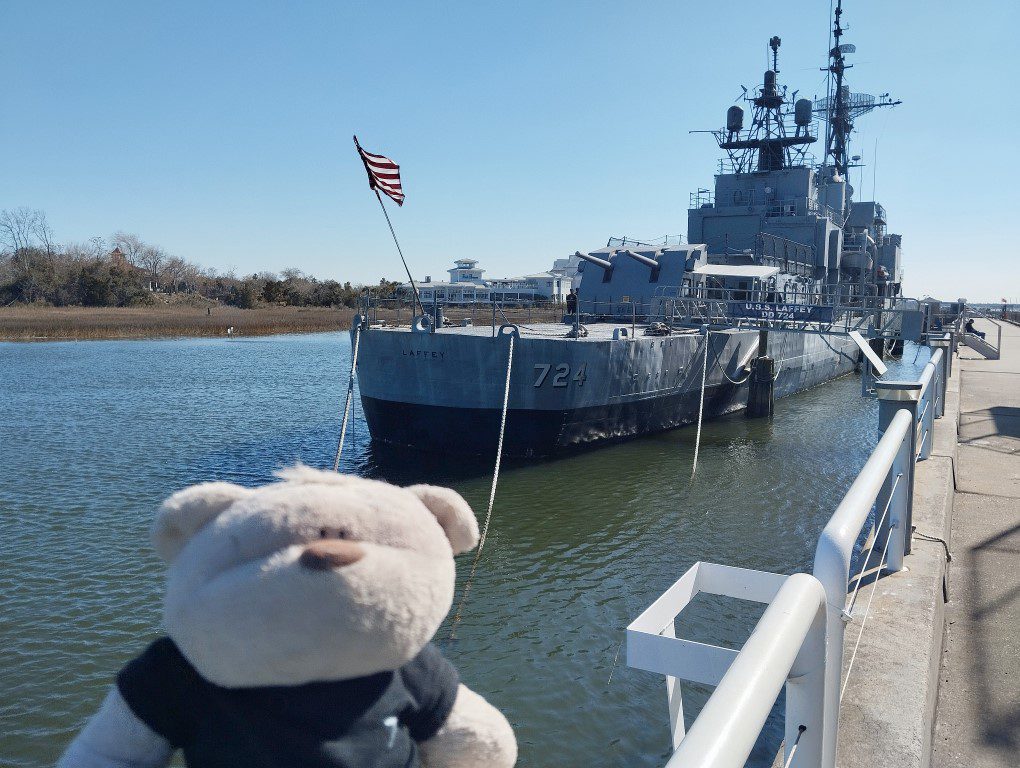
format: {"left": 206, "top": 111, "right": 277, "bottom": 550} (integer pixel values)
{"left": 747, "top": 355, "right": 776, "bottom": 418}
{"left": 747, "top": 331, "right": 774, "bottom": 419}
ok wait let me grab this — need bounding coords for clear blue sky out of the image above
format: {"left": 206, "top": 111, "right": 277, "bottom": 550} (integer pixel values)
{"left": 3, "top": 0, "right": 1017, "bottom": 302}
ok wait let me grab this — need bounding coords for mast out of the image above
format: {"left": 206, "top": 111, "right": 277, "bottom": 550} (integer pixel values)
{"left": 819, "top": 0, "right": 900, "bottom": 182}
{"left": 825, "top": 1, "right": 849, "bottom": 178}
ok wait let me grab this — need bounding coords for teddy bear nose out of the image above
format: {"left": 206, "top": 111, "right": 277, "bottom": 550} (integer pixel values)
{"left": 299, "top": 540, "right": 365, "bottom": 570}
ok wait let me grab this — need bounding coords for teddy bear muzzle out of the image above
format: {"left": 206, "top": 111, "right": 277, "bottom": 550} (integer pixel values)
{"left": 298, "top": 539, "right": 366, "bottom": 570}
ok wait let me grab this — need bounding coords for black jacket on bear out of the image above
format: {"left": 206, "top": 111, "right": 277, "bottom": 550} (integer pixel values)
{"left": 117, "top": 637, "right": 460, "bottom": 768}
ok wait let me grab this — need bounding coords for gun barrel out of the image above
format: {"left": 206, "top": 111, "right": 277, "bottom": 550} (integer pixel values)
{"left": 622, "top": 249, "right": 660, "bottom": 269}
{"left": 575, "top": 251, "right": 613, "bottom": 270}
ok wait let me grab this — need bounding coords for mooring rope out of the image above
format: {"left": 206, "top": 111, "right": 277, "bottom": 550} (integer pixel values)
{"left": 690, "top": 328, "right": 710, "bottom": 480}
{"left": 332, "top": 323, "right": 362, "bottom": 472}
{"left": 448, "top": 333, "right": 515, "bottom": 639}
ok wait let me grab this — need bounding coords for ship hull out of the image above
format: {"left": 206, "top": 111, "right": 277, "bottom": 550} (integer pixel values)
{"left": 354, "top": 323, "right": 858, "bottom": 458}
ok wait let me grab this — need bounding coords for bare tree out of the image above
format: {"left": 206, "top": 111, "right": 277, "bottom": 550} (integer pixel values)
{"left": 32, "top": 211, "right": 56, "bottom": 260}
{"left": 64, "top": 240, "right": 105, "bottom": 265}
{"left": 139, "top": 246, "right": 167, "bottom": 289}
{"left": 162, "top": 256, "right": 193, "bottom": 293}
{"left": 0, "top": 207, "right": 42, "bottom": 265}
{"left": 110, "top": 232, "right": 146, "bottom": 266}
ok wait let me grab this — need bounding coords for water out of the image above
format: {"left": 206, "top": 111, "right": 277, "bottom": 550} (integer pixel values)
{"left": 0, "top": 332, "right": 929, "bottom": 767}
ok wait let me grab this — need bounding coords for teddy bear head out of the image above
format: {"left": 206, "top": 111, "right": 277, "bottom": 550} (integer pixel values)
{"left": 150, "top": 466, "right": 478, "bottom": 688}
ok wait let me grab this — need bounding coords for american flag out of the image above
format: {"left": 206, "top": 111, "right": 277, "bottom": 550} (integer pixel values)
{"left": 354, "top": 136, "right": 404, "bottom": 206}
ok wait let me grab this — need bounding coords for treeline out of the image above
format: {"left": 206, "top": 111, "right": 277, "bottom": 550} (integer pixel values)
{"left": 0, "top": 207, "right": 399, "bottom": 309}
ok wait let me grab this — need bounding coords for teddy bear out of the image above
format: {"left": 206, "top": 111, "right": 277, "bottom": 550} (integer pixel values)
{"left": 58, "top": 466, "right": 517, "bottom": 768}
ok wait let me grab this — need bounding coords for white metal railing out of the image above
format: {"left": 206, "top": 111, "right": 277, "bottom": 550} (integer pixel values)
{"left": 961, "top": 309, "right": 1002, "bottom": 360}
{"left": 627, "top": 341, "right": 951, "bottom": 768}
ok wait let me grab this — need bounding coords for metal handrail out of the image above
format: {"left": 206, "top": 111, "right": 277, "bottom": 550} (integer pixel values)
{"left": 962, "top": 309, "right": 1003, "bottom": 358}
{"left": 665, "top": 574, "right": 827, "bottom": 768}
{"left": 628, "top": 338, "right": 952, "bottom": 768}
{"left": 812, "top": 407, "right": 914, "bottom": 766}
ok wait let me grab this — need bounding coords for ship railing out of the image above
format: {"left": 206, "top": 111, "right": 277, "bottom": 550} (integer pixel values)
{"left": 607, "top": 234, "right": 684, "bottom": 248}
{"left": 754, "top": 232, "right": 817, "bottom": 277}
{"left": 357, "top": 295, "right": 564, "bottom": 334}
{"left": 960, "top": 307, "right": 1003, "bottom": 359}
{"left": 662, "top": 289, "right": 924, "bottom": 340}
{"left": 627, "top": 342, "right": 952, "bottom": 768}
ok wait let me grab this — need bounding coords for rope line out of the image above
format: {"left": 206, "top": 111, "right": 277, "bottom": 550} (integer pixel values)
{"left": 332, "top": 324, "right": 362, "bottom": 472}
{"left": 705, "top": 332, "right": 753, "bottom": 386}
{"left": 841, "top": 524, "right": 894, "bottom": 701}
{"left": 783, "top": 725, "right": 808, "bottom": 768}
{"left": 846, "top": 472, "right": 901, "bottom": 615}
{"left": 691, "top": 328, "right": 710, "bottom": 480}
{"left": 448, "top": 333, "right": 515, "bottom": 639}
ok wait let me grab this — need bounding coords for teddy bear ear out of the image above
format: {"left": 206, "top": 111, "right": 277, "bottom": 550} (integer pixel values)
{"left": 406, "top": 485, "right": 480, "bottom": 555}
{"left": 151, "top": 482, "right": 253, "bottom": 562}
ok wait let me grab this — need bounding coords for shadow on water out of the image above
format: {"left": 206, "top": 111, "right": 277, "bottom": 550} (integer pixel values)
{"left": 0, "top": 333, "right": 931, "bottom": 768}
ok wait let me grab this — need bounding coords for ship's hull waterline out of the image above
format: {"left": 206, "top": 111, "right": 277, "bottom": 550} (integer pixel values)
{"left": 354, "top": 323, "right": 859, "bottom": 458}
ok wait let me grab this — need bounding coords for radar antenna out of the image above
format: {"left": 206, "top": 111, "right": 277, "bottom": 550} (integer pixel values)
{"left": 712, "top": 36, "right": 817, "bottom": 173}
{"left": 815, "top": 0, "right": 900, "bottom": 180}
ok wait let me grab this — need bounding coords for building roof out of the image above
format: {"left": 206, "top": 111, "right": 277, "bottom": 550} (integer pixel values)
{"left": 691, "top": 264, "right": 780, "bottom": 279}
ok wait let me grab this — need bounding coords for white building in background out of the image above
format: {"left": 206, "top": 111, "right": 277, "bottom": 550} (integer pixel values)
{"left": 403, "top": 256, "right": 579, "bottom": 305}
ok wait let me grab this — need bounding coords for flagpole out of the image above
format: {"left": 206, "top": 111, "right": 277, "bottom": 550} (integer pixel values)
{"left": 373, "top": 190, "right": 421, "bottom": 317}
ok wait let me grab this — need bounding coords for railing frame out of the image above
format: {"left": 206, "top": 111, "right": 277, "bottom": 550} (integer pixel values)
{"left": 627, "top": 564, "right": 827, "bottom": 768}
{"left": 628, "top": 336, "right": 953, "bottom": 768}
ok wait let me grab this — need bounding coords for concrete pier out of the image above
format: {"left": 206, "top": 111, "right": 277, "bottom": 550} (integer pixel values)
{"left": 838, "top": 320, "right": 1020, "bottom": 768}
{"left": 932, "top": 322, "right": 1020, "bottom": 767}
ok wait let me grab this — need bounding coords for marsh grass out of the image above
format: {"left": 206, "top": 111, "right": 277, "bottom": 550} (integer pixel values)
{"left": 0, "top": 303, "right": 566, "bottom": 341}
{"left": 0, "top": 305, "right": 356, "bottom": 341}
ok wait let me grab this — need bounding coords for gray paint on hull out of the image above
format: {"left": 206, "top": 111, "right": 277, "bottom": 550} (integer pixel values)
{"left": 355, "top": 324, "right": 858, "bottom": 453}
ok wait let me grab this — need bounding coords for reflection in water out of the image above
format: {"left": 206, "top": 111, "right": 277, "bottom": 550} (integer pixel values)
{"left": 0, "top": 332, "right": 930, "bottom": 767}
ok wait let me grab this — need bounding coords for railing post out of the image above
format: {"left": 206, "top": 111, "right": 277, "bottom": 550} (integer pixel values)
{"left": 920, "top": 375, "right": 935, "bottom": 462}
{"left": 784, "top": 590, "right": 827, "bottom": 768}
{"left": 932, "top": 334, "right": 951, "bottom": 383}
{"left": 875, "top": 381, "right": 920, "bottom": 560}
{"left": 884, "top": 424, "right": 912, "bottom": 571}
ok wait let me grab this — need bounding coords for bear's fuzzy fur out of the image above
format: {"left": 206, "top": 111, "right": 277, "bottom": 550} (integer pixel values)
{"left": 58, "top": 466, "right": 517, "bottom": 768}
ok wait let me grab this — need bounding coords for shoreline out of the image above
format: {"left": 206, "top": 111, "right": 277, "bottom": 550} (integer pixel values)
{"left": 0, "top": 305, "right": 357, "bottom": 342}
{"left": 0, "top": 304, "right": 564, "bottom": 342}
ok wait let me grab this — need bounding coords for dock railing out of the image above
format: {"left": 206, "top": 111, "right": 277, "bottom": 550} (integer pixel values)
{"left": 627, "top": 343, "right": 951, "bottom": 768}
{"left": 960, "top": 308, "right": 1003, "bottom": 360}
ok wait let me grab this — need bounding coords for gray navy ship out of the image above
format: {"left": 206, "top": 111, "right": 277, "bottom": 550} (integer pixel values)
{"left": 353, "top": 2, "right": 903, "bottom": 459}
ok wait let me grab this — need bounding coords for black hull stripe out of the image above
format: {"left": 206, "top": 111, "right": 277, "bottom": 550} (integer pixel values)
{"left": 361, "top": 382, "right": 743, "bottom": 459}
